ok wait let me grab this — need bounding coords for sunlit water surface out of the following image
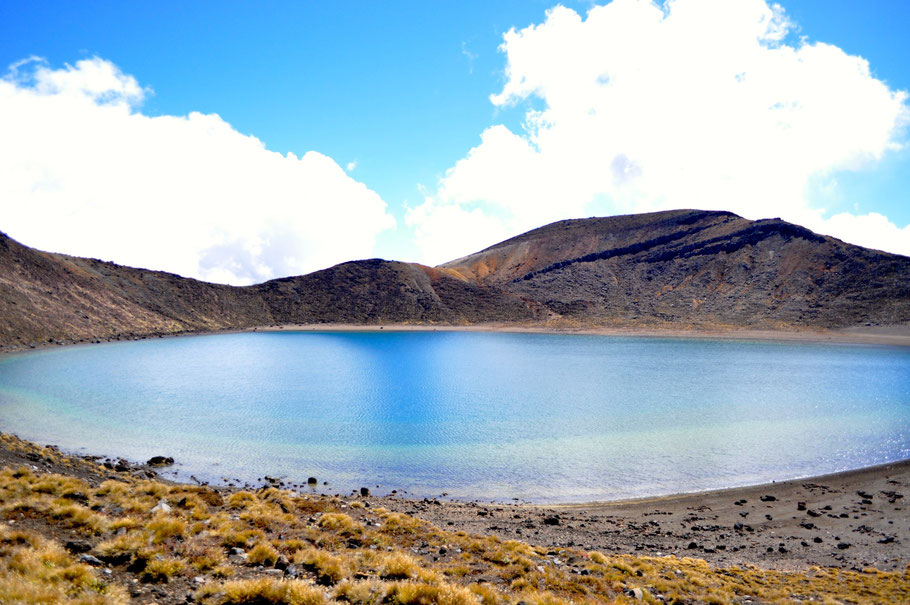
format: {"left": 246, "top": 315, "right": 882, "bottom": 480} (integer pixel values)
{"left": 0, "top": 331, "right": 907, "bottom": 502}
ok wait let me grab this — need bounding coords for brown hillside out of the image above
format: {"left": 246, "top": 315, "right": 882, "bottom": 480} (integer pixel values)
{"left": 1, "top": 209, "right": 908, "bottom": 349}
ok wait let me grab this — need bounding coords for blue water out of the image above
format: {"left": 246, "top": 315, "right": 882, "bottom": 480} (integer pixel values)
{"left": 0, "top": 331, "right": 908, "bottom": 502}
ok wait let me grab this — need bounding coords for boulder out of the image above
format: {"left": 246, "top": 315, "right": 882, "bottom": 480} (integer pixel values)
{"left": 147, "top": 456, "right": 174, "bottom": 466}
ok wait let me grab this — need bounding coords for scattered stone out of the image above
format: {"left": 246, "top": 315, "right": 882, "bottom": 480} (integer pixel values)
{"left": 360, "top": 487, "right": 370, "bottom": 497}
{"left": 807, "top": 509, "right": 821, "bottom": 517}
{"left": 147, "top": 456, "right": 174, "bottom": 466}
{"left": 307, "top": 477, "right": 318, "bottom": 485}
{"left": 79, "top": 554, "right": 104, "bottom": 567}
{"left": 543, "top": 515, "right": 560, "bottom": 526}
{"left": 150, "top": 500, "right": 172, "bottom": 514}
{"left": 65, "top": 540, "right": 92, "bottom": 553}
{"left": 760, "top": 495, "right": 776, "bottom": 502}
{"left": 687, "top": 542, "right": 698, "bottom": 549}
{"left": 837, "top": 542, "right": 851, "bottom": 550}
{"left": 813, "top": 537, "right": 823, "bottom": 544}
{"left": 625, "top": 587, "right": 644, "bottom": 600}
{"left": 275, "top": 554, "right": 289, "bottom": 571}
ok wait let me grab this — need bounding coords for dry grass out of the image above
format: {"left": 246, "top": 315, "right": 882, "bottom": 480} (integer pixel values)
{"left": 0, "top": 524, "right": 129, "bottom": 604}
{"left": 196, "top": 577, "right": 327, "bottom": 604}
{"left": 0, "top": 432, "right": 908, "bottom": 605}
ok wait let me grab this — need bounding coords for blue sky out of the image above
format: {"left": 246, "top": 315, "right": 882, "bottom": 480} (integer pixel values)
{"left": 1, "top": 1, "right": 908, "bottom": 283}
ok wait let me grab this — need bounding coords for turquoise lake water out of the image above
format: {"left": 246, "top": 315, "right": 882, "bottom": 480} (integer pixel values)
{"left": 0, "top": 331, "right": 908, "bottom": 502}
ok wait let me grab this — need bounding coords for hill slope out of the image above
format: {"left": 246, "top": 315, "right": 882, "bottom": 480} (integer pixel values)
{"left": 444, "top": 209, "right": 910, "bottom": 328}
{"left": 2, "top": 209, "right": 908, "bottom": 349}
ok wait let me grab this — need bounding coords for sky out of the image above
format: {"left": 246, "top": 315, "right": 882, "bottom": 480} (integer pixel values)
{"left": 1, "top": 0, "right": 908, "bottom": 285}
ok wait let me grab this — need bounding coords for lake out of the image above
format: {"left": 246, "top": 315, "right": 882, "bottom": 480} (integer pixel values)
{"left": 0, "top": 331, "right": 908, "bottom": 502}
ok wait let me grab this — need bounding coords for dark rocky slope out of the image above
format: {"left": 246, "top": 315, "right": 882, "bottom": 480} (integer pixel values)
{"left": 444, "top": 209, "right": 910, "bottom": 328}
{"left": 1, "top": 209, "right": 908, "bottom": 349}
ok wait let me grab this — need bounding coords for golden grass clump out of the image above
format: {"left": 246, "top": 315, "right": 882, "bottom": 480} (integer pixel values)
{"left": 220, "top": 527, "right": 265, "bottom": 549}
{"left": 227, "top": 491, "right": 259, "bottom": 509}
{"left": 141, "top": 556, "right": 186, "bottom": 583}
{"left": 293, "top": 548, "right": 350, "bottom": 585}
{"left": 48, "top": 501, "right": 108, "bottom": 534}
{"left": 187, "top": 545, "right": 227, "bottom": 571}
{"left": 147, "top": 513, "right": 186, "bottom": 543}
{"left": 377, "top": 511, "right": 425, "bottom": 536}
{"left": 378, "top": 552, "right": 421, "bottom": 580}
{"left": 248, "top": 541, "right": 281, "bottom": 566}
{"left": 316, "top": 512, "right": 361, "bottom": 535}
{"left": 385, "top": 581, "right": 482, "bottom": 605}
{"left": 196, "top": 578, "right": 327, "bottom": 605}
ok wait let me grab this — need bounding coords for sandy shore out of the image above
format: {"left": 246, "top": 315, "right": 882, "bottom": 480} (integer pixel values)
{"left": 377, "top": 460, "right": 910, "bottom": 572}
{"left": 259, "top": 322, "right": 910, "bottom": 347}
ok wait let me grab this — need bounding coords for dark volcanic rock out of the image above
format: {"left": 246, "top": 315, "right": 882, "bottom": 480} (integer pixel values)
{"left": 147, "top": 456, "right": 174, "bottom": 466}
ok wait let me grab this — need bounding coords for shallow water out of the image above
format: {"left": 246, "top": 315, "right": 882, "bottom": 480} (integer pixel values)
{"left": 0, "top": 331, "right": 908, "bottom": 502}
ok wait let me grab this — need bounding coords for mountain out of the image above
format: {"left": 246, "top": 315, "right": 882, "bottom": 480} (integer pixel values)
{"left": 1, "top": 209, "right": 908, "bottom": 349}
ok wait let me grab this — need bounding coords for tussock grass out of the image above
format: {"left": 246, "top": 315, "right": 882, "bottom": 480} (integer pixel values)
{"left": 0, "top": 524, "right": 128, "bottom": 604}
{"left": 0, "top": 431, "right": 908, "bottom": 605}
{"left": 196, "top": 578, "right": 327, "bottom": 605}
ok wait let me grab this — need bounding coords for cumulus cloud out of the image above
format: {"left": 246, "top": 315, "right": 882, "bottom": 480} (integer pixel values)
{"left": 0, "top": 57, "right": 395, "bottom": 285}
{"left": 408, "top": 0, "right": 910, "bottom": 263}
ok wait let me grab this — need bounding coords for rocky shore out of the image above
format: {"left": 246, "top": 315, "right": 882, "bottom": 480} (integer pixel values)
{"left": 3, "top": 432, "right": 906, "bottom": 574}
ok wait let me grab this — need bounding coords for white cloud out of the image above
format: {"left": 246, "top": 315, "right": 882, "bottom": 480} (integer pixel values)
{"left": 408, "top": 0, "right": 910, "bottom": 264}
{"left": 346, "top": 160, "right": 358, "bottom": 172}
{"left": 814, "top": 212, "right": 910, "bottom": 256}
{"left": 0, "top": 57, "right": 395, "bottom": 285}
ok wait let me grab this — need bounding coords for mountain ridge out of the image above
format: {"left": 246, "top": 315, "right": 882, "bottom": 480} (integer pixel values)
{"left": 2, "top": 209, "right": 908, "bottom": 349}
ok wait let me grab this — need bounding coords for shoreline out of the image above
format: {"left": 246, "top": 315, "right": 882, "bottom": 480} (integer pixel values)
{"left": 1, "top": 321, "right": 909, "bottom": 357}
{"left": 258, "top": 322, "right": 910, "bottom": 347}
{"left": 3, "top": 436, "right": 907, "bottom": 603}
{"left": 2, "top": 431, "right": 907, "bottom": 572}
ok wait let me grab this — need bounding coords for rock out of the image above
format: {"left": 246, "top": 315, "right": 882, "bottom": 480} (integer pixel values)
{"left": 360, "top": 487, "right": 370, "bottom": 497}
{"left": 878, "top": 536, "right": 895, "bottom": 544}
{"left": 275, "top": 554, "right": 289, "bottom": 571}
{"left": 228, "top": 547, "right": 245, "bottom": 556}
{"left": 813, "top": 537, "right": 823, "bottom": 544}
{"left": 837, "top": 542, "right": 851, "bottom": 550}
{"left": 114, "top": 459, "right": 131, "bottom": 472}
{"left": 543, "top": 515, "right": 560, "bottom": 526}
{"left": 263, "top": 569, "right": 283, "bottom": 577}
{"left": 147, "top": 456, "right": 174, "bottom": 466}
{"left": 79, "top": 554, "right": 104, "bottom": 567}
{"left": 687, "top": 542, "right": 698, "bottom": 549}
{"left": 150, "top": 500, "right": 172, "bottom": 514}
{"left": 733, "top": 522, "right": 744, "bottom": 531}
{"left": 797, "top": 502, "right": 806, "bottom": 511}
{"left": 625, "top": 587, "right": 644, "bottom": 600}
{"left": 307, "top": 477, "right": 318, "bottom": 485}
{"left": 65, "top": 540, "right": 92, "bottom": 553}
{"left": 807, "top": 509, "right": 821, "bottom": 517}
{"left": 760, "top": 495, "right": 776, "bottom": 502}
{"left": 285, "top": 564, "right": 300, "bottom": 578}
